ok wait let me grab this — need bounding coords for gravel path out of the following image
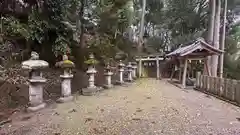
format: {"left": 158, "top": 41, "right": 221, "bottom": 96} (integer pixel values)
{"left": 1, "top": 78, "right": 240, "bottom": 135}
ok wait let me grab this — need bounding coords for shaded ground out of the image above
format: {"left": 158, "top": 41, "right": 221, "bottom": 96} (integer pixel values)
{"left": 0, "top": 66, "right": 105, "bottom": 115}
{"left": 1, "top": 79, "right": 240, "bottom": 135}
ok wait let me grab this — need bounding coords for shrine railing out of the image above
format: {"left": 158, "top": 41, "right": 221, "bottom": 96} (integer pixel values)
{"left": 195, "top": 73, "right": 240, "bottom": 106}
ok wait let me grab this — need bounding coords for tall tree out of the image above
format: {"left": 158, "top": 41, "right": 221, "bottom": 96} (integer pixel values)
{"left": 219, "top": 0, "right": 227, "bottom": 78}
{"left": 206, "top": 0, "right": 216, "bottom": 44}
{"left": 138, "top": 0, "right": 146, "bottom": 53}
{"left": 211, "top": 0, "right": 221, "bottom": 77}
{"left": 206, "top": 0, "right": 216, "bottom": 75}
{"left": 126, "top": 0, "right": 134, "bottom": 40}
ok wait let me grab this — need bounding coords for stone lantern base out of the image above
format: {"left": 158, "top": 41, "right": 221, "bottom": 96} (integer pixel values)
{"left": 116, "top": 80, "right": 132, "bottom": 87}
{"left": 126, "top": 71, "right": 133, "bottom": 82}
{"left": 103, "top": 84, "right": 113, "bottom": 89}
{"left": 132, "top": 69, "right": 137, "bottom": 80}
{"left": 82, "top": 86, "right": 102, "bottom": 96}
{"left": 57, "top": 96, "right": 74, "bottom": 103}
{"left": 27, "top": 78, "right": 47, "bottom": 112}
{"left": 57, "top": 74, "right": 74, "bottom": 103}
{"left": 27, "top": 103, "right": 46, "bottom": 112}
{"left": 116, "top": 63, "right": 125, "bottom": 85}
{"left": 103, "top": 72, "right": 113, "bottom": 89}
{"left": 115, "top": 80, "right": 125, "bottom": 85}
{"left": 126, "top": 79, "right": 133, "bottom": 83}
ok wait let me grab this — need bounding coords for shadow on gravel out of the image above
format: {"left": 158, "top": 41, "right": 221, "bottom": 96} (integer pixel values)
{"left": 205, "top": 95, "right": 211, "bottom": 98}
{"left": 236, "top": 117, "right": 240, "bottom": 122}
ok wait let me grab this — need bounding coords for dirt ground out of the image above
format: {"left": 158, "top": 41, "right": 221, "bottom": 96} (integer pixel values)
{"left": 0, "top": 79, "right": 240, "bottom": 135}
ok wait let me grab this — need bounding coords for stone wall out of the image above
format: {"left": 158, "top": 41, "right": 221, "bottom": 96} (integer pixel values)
{"left": 196, "top": 74, "right": 240, "bottom": 106}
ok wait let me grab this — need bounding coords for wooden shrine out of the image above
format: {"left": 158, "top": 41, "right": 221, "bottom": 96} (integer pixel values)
{"left": 135, "top": 54, "right": 165, "bottom": 79}
{"left": 166, "top": 38, "right": 223, "bottom": 89}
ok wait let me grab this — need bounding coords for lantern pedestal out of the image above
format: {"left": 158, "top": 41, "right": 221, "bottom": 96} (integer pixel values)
{"left": 27, "top": 78, "right": 47, "bottom": 112}
{"left": 103, "top": 71, "right": 113, "bottom": 89}
{"left": 82, "top": 67, "right": 101, "bottom": 96}
{"left": 116, "top": 61, "right": 125, "bottom": 85}
{"left": 126, "top": 62, "right": 133, "bottom": 82}
{"left": 57, "top": 74, "right": 74, "bottom": 103}
{"left": 55, "top": 55, "right": 75, "bottom": 103}
{"left": 22, "top": 51, "right": 49, "bottom": 112}
{"left": 116, "top": 68, "right": 125, "bottom": 85}
{"left": 131, "top": 62, "right": 137, "bottom": 80}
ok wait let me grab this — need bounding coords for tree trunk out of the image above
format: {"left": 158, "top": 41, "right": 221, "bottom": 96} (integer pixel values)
{"left": 219, "top": 0, "right": 227, "bottom": 78}
{"left": 127, "top": 0, "right": 134, "bottom": 40}
{"left": 72, "top": 0, "right": 85, "bottom": 69}
{"left": 162, "top": 0, "right": 167, "bottom": 9}
{"left": 152, "top": 24, "right": 155, "bottom": 36}
{"left": 0, "top": 14, "right": 3, "bottom": 43}
{"left": 206, "top": 0, "right": 216, "bottom": 75}
{"left": 138, "top": 0, "right": 146, "bottom": 54}
{"left": 211, "top": 0, "right": 221, "bottom": 77}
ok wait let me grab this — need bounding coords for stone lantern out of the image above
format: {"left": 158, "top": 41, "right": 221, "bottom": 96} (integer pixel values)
{"left": 131, "top": 62, "right": 137, "bottom": 79}
{"left": 55, "top": 55, "right": 75, "bottom": 103}
{"left": 82, "top": 54, "right": 99, "bottom": 96}
{"left": 116, "top": 60, "right": 125, "bottom": 85}
{"left": 126, "top": 62, "right": 133, "bottom": 82}
{"left": 22, "top": 51, "right": 49, "bottom": 112}
{"left": 103, "top": 63, "right": 113, "bottom": 89}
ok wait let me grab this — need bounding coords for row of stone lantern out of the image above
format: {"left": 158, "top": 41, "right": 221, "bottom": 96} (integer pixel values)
{"left": 82, "top": 56, "right": 138, "bottom": 96}
{"left": 22, "top": 52, "right": 138, "bottom": 112}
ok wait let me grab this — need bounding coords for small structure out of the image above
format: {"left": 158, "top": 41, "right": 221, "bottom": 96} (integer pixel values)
{"left": 103, "top": 63, "right": 113, "bottom": 89}
{"left": 131, "top": 62, "right": 137, "bottom": 79}
{"left": 135, "top": 54, "right": 164, "bottom": 79}
{"left": 167, "top": 38, "right": 223, "bottom": 89}
{"left": 82, "top": 54, "right": 100, "bottom": 96}
{"left": 22, "top": 51, "right": 49, "bottom": 112}
{"left": 116, "top": 60, "right": 125, "bottom": 85}
{"left": 55, "top": 55, "right": 75, "bottom": 103}
{"left": 126, "top": 62, "right": 133, "bottom": 82}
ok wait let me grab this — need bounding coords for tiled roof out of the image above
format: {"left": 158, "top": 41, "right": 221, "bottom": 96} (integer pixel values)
{"left": 166, "top": 38, "right": 223, "bottom": 57}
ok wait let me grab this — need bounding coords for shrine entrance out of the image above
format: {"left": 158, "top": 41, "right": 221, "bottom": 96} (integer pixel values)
{"left": 135, "top": 55, "right": 165, "bottom": 79}
{"left": 167, "top": 38, "right": 223, "bottom": 89}
{"left": 142, "top": 60, "right": 157, "bottom": 78}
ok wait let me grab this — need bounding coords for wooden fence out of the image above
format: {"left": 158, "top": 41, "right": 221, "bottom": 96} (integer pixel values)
{"left": 195, "top": 73, "right": 240, "bottom": 106}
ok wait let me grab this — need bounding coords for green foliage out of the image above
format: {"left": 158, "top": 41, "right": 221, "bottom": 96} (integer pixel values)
{"left": 84, "top": 55, "right": 99, "bottom": 65}
{"left": 145, "top": 0, "right": 164, "bottom": 25}
{"left": 2, "top": 16, "right": 29, "bottom": 39}
{"left": 2, "top": 0, "right": 239, "bottom": 81}
{"left": 1, "top": 0, "right": 135, "bottom": 65}
{"left": 223, "top": 35, "right": 240, "bottom": 79}
{"left": 98, "top": 0, "right": 132, "bottom": 35}
{"left": 1, "top": 0, "right": 79, "bottom": 57}
{"left": 27, "top": 9, "right": 48, "bottom": 43}
{"left": 171, "top": 31, "right": 205, "bottom": 47}
{"left": 54, "top": 35, "right": 71, "bottom": 56}
{"left": 84, "top": 59, "right": 99, "bottom": 65}
{"left": 146, "top": 36, "right": 164, "bottom": 51}
{"left": 114, "top": 51, "right": 128, "bottom": 61}
{"left": 2, "top": 8, "right": 48, "bottom": 43}
{"left": 86, "top": 34, "right": 116, "bottom": 62}
{"left": 167, "top": 0, "right": 207, "bottom": 37}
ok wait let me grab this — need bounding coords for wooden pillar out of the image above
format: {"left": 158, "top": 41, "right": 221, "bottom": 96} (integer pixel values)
{"left": 182, "top": 58, "right": 188, "bottom": 89}
{"left": 203, "top": 59, "right": 207, "bottom": 75}
{"left": 170, "top": 65, "right": 175, "bottom": 81}
{"left": 204, "top": 58, "right": 211, "bottom": 76}
{"left": 170, "top": 58, "right": 176, "bottom": 81}
{"left": 196, "top": 71, "right": 201, "bottom": 88}
{"left": 138, "top": 59, "right": 142, "bottom": 77}
{"left": 236, "top": 81, "right": 240, "bottom": 104}
{"left": 156, "top": 56, "right": 160, "bottom": 80}
{"left": 159, "top": 66, "right": 162, "bottom": 80}
{"left": 179, "top": 59, "right": 182, "bottom": 82}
